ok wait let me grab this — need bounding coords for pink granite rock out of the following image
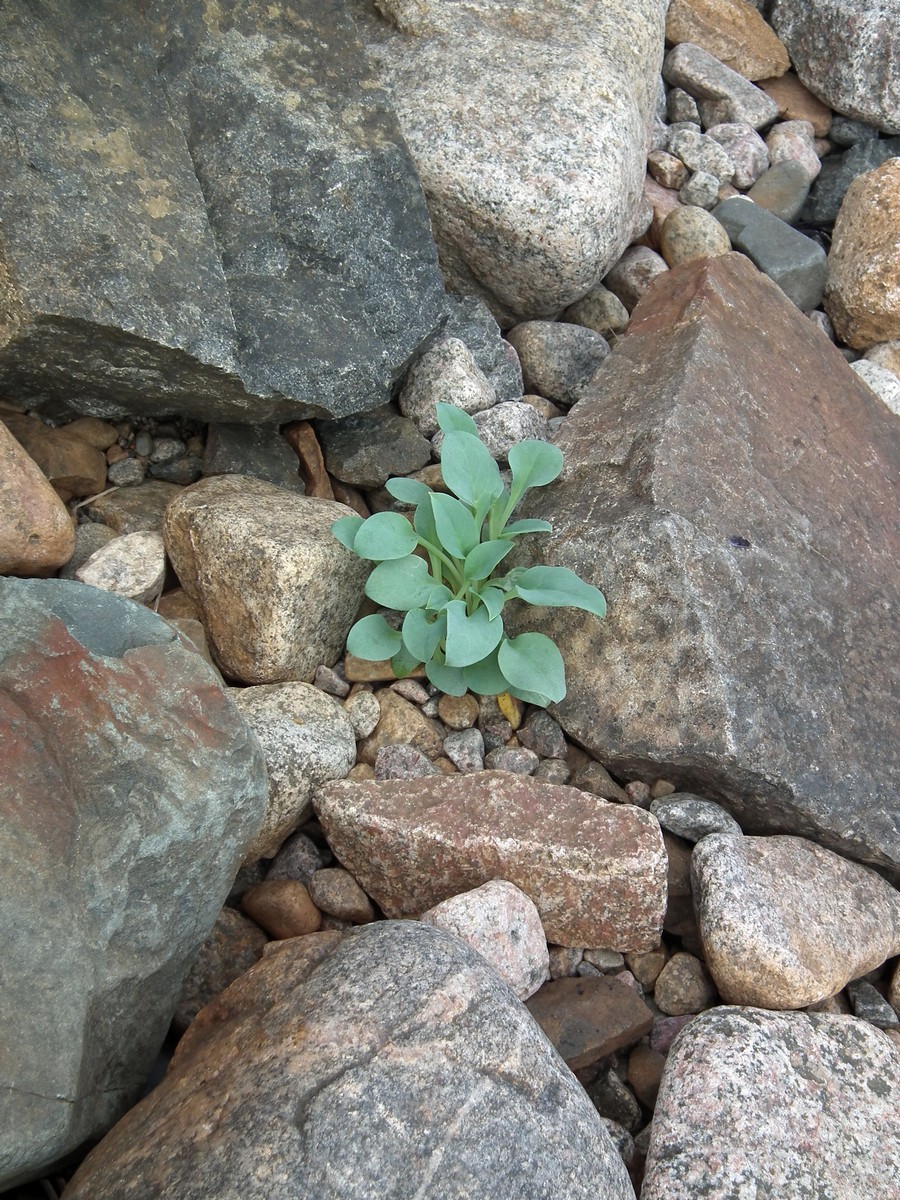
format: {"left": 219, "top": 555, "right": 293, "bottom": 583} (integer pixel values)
{"left": 314, "top": 772, "right": 667, "bottom": 950}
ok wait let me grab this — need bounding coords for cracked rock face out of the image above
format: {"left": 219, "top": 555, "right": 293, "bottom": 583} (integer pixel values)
{"left": 63, "top": 922, "right": 635, "bottom": 1200}
{"left": 0, "top": 0, "right": 445, "bottom": 424}
{"left": 0, "top": 578, "right": 267, "bottom": 1190}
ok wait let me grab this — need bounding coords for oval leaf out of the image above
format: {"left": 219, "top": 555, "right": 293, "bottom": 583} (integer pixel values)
{"left": 365, "top": 555, "right": 435, "bottom": 611}
{"left": 352, "top": 511, "right": 419, "bottom": 561}
{"left": 443, "top": 600, "right": 505, "bottom": 668}
{"left": 431, "top": 492, "right": 479, "bottom": 560}
{"left": 440, "top": 430, "right": 504, "bottom": 508}
{"left": 476, "top": 585, "right": 506, "bottom": 621}
{"left": 463, "top": 538, "right": 513, "bottom": 581}
{"left": 346, "top": 614, "right": 402, "bottom": 662}
{"left": 508, "top": 439, "right": 563, "bottom": 499}
{"left": 384, "top": 477, "right": 433, "bottom": 507}
{"left": 414, "top": 494, "right": 438, "bottom": 545}
{"left": 331, "top": 515, "right": 364, "bottom": 552}
{"left": 402, "top": 608, "right": 447, "bottom": 663}
{"left": 498, "top": 632, "right": 566, "bottom": 704}
{"left": 513, "top": 566, "right": 607, "bottom": 617}
{"left": 501, "top": 518, "right": 553, "bottom": 537}
{"left": 462, "top": 647, "right": 511, "bottom": 696}
{"left": 435, "top": 402, "right": 479, "bottom": 435}
{"left": 425, "top": 657, "right": 468, "bottom": 696}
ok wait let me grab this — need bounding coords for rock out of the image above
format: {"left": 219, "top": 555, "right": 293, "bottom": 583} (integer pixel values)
{"left": 758, "top": 71, "right": 833, "bottom": 136}
{"left": 1, "top": 413, "right": 108, "bottom": 499}
{"left": 63, "top": 922, "right": 635, "bottom": 1200}
{"left": 163, "top": 475, "right": 369, "bottom": 684}
{"left": 824, "top": 158, "right": 900, "bottom": 349}
{"left": 85, "top": 479, "right": 183, "bottom": 533}
{"left": 515, "top": 253, "right": 900, "bottom": 879}
{"left": 625, "top": 945, "right": 669, "bottom": 990}
{"left": 359, "top": 0, "right": 668, "bottom": 321}
{"left": 765, "top": 118, "right": 822, "bottom": 182}
{"left": 692, "top": 833, "right": 900, "bottom": 1008}
{"left": 770, "top": 0, "right": 900, "bottom": 135}
{"left": 230, "top": 683, "right": 357, "bottom": 861}
{"left": 398, "top": 338, "right": 497, "bottom": 437}
{"left": 659, "top": 205, "right": 732, "bottom": 266}
{"left": 642, "top": 1006, "right": 900, "bottom": 1200}
{"left": 0, "top": 1, "right": 443, "bottom": 424}
{"left": 265, "top": 830, "right": 324, "bottom": 886}
{"left": 603, "top": 246, "right": 669, "bottom": 312}
{"left": 851, "top": 361, "right": 900, "bottom": 416}
{"left": 668, "top": 128, "right": 736, "bottom": 184}
{"left": 106, "top": 456, "right": 147, "bottom": 487}
{"left": 316, "top": 407, "right": 432, "bottom": 489}
{"left": 282, "top": 422, "right": 334, "bottom": 500}
{"left": 505, "top": 322, "right": 610, "bottom": 408}
{"left": 667, "top": 87, "right": 701, "bottom": 124}
{"left": 746, "top": 158, "right": 812, "bottom": 222}
{"left": 0, "top": 422, "right": 75, "bottom": 576}
{"left": 483, "top": 745, "right": 540, "bottom": 775}
{"left": 663, "top": 42, "right": 781, "bottom": 131}
{"left": 314, "top": 772, "right": 667, "bottom": 950}
{"left": 678, "top": 170, "right": 721, "bottom": 209}
{"left": 706, "top": 122, "right": 770, "bottom": 187}
{"left": 712, "top": 196, "right": 827, "bottom": 309}
{"left": 642, "top": 174, "right": 686, "bottom": 249}
{"left": 829, "top": 116, "right": 881, "bottom": 147}
{"left": 173, "top": 907, "right": 269, "bottom": 1033}
{"left": 665, "top": 0, "right": 790, "bottom": 81}
{"left": 313, "top": 663, "right": 350, "bottom": 698}
{"left": 650, "top": 793, "right": 742, "bottom": 841}
{"left": 357, "top": 687, "right": 445, "bottom": 765}
{"left": 846, "top": 979, "right": 899, "bottom": 1029}
{"left": 525, "top": 975, "right": 654, "bottom": 1069}
{"left": 202, "top": 425, "right": 304, "bottom": 492}
{"left": 534, "top": 758, "right": 571, "bottom": 784}
{"left": 374, "top": 742, "right": 441, "bottom": 779}
{"left": 571, "top": 761, "right": 630, "bottom": 804}
{"left": 308, "top": 867, "right": 375, "bottom": 924}
{"left": 0, "top": 577, "right": 266, "bottom": 1189}
{"left": 241, "top": 879, "right": 322, "bottom": 940}
{"left": 74, "top": 530, "right": 167, "bottom": 604}
{"left": 442, "top": 727, "right": 486, "bottom": 774}
{"left": 627, "top": 1043, "right": 665, "bottom": 1108}
{"left": 585, "top": 1069, "right": 643, "bottom": 1133}
{"left": 342, "top": 688, "right": 381, "bottom": 739}
{"left": 436, "top": 692, "right": 479, "bottom": 730}
{"left": 58, "top": 520, "right": 118, "bottom": 579}
{"left": 801, "top": 136, "right": 900, "bottom": 227}
{"left": 864, "top": 340, "right": 900, "bottom": 378}
{"left": 441, "top": 294, "right": 524, "bottom": 401}
{"left": 560, "top": 285, "right": 631, "bottom": 340}
{"left": 648, "top": 148, "right": 689, "bottom": 190}
{"left": 419, "top": 879, "right": 549, "bottom": 999}
{"left": 517, "top": 710, "right": 568, "bottom": 760}
{"left": 466, "top": 401, "right": 550, "bottom": 461}
{"left": 653, "top": 951, "right": 718, "bottom": 1015}
{"left": 889, "top": 963, "right": 900, "bottom": 1012}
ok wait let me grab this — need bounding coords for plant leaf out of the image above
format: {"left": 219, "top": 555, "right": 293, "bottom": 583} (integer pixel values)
{"left": 512, "top": 566, "right": 607, "bottom": 617}
{"left": 331, "top": 515, "right": 364, "bottom": 551}
{"left": 402, "top": 607, "right": 447, "bottom": 663}
{"left": 425, "top": 584, "right": 453, "bottom": 611}
{"left": 443, "top": 600, "right": 505, "bottom": 668}
{"left": 352, "top": 511, "right": 419, "bottom": 561}
{"left": 463, "top": 539, "right": 513, "bottom": 581}
{"left": 391, "top": 642, "right": 421, "bottom": 679}
{"left": 501, "top": 518, "right": 553, "bottom": 537}
{"left": 385, "top": 477, "right": 433, "bottom": 506}
{"left": 346, "top": 614, "right": 402, "bottom": 661}
{"left": 508, "top": 440, "right": 563, "bottom": 503}
{"left": 430, "top": 492, "right": 479, "bottom": 559}
{"left": 440, "top": 430, "right": 504, "bottom": 508}
{"left": 462, "top": 647, "right": 510, "bottom": 696}
{"left": 477, "top": 585, "right": 506, "bottom": 621}
{"left": 435, "top": 402, "right": 479, "bottom": 435}
{"left": 425, "top": 657, "right": 468, "bottom": 696}
{"left": 365, "top": 555, "right": 435, "bottom": 610}
{"left": 414, "top": 493, "right": 438, "bottom": 545}
{"left": 498, "top": 632, "right": 566, "bottom": 704}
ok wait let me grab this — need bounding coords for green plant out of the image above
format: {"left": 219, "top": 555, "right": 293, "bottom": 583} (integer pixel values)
{"left": 331, "top": 403, "right": 606, "bottom": 707}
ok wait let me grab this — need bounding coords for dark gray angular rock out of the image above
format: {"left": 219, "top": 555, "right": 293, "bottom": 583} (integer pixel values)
{"left": 846, "top": 979, "right": 899, "bottom": 1029}
{"left": 712, "top": 196, "right": 827, "bottom": 310}
{"left": 801, "top": 137, "right": 900, "bottom": 227}
{"left": 0, "top": 579, "right": 267, "bottom": 1189}
{"left": 513, "top": 253, "right": 900, "bottom": 881}
{"left": 829, "top": 117, "right": 881, "bottom": 147}
{"left": 63, "top": 922, "right": 635, "bottom": 1200}
{"left": 0, "top": 0, "right": 445, "bottom": 425}
{"left": 441, "top": 294, "right": 524, "bottom": 401}
{"left": 317, "top": 406, "right": 433, "bottom": 488}
{"left": 202, "top": 424, "right": 304, "bottom": 493}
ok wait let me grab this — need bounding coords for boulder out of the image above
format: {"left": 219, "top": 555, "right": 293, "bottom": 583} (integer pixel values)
{"left": 314, "top": 772, "right": 667, "bottom": 950}
{"left": 0, "top": 422, "right": 74, "bottom": 575}
{"left": 0, "top": 578, "right": 267, "bottom": 1189}
{"left": 514, "top": 253, "right": 900, "bottom": 880}
{"left": 0, "top": 0, "right": 444, "bottom": 424}
{"left": 63, "top": 922, "right": 635, "bottom": 1200}
{"left": 770, "top": 0, "right": 900, "bottom": 135}
{"left": 163, "top": 475, "right": 370, "bottom": 684}
{"left": 356, "top": 0, "right": 668, "bottom": 321}
{"left": 642, "top": 1007, "right": 900, "bottom": 1199}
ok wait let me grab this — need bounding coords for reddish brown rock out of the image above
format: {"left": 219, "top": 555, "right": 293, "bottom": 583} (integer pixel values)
{"left": 314, "top": 772, "right": 667, "bottom": 950}
{"left": 0, "top": 422, "right": 74, "bottom": 575}
{"left": 665, "top": 0, "right": 790, "bottom": 81}
{"left": 516, "top": 253, "right": 900, "bottom": 880}
{"left": 2, "top": 412, "right": 108, "bottom": 498}
{"left": 241, "top": 880, "right": 322, "bottom": 940}
{"left": 282, "top": 421, "right": 334, "bottom": 499}
{"left": 173, "top": 907, "right": 268, "bottom": 1033}
{"left": 757, "top": 71, "right": 832, "bottom": 136}
{"left": 526, "top": 975, "right": 654, "bottom": 1070}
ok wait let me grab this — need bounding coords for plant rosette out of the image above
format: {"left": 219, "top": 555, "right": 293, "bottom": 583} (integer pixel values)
{"left": 331, "top": 403, "right": 606, "bottom": 708}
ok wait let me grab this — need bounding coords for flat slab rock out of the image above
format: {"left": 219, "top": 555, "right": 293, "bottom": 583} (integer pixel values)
{"left": 516, "top": 252, "right": 900, "bottom": 880}
{"left": 314, "top": 772, "right": 667, "bottom": 950}
{"left": 642, "top": 1006, "right": 900, "bottom": 1200}
{"left": 63, "top": 922, "right": 635, "bottom": 1200}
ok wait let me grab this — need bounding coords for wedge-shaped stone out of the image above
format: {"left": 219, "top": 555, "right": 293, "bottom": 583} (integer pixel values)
{"left": 314, "top": 772, "right": 667, "bottom": 950}
{"left": 514, "top": 253, "right": 900, "bottom": 880}
{"left": 63, "top": 923, "right": 635, "bottom": 1200}
{"left": 692, "top": 834, "right": 900, "bottom": 1008}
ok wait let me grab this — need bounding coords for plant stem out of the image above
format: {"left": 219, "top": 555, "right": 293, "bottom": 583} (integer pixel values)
{"left": 415, "top": 537, "right": 464, "bottom": 590}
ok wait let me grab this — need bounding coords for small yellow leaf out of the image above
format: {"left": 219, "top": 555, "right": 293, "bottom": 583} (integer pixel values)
{"left": 497, "top": 690, "right": 524, "bottom": 729}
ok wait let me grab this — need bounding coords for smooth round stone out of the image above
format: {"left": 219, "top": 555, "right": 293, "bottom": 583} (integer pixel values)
{"left": 653, "top": 952, "right": 718, "bottom": 1016}
{"left": 437, "top": 692, "right": 480, "bottom": 730}
{"left": 660, "top": 206, "right": 732, "bottom": 267}
{"left": 650, "top": 793, "right": 743, "bottom": 842}
{"left": 240, "top": 879, "right": 322, "bottom": 940}
{"left": 106, "top": 456, "right": 147, "bottom": 486}
{"left": 746, "top": 159, "right": 811, "bottom": 223}
{"left": 483, "top": 746, "right": 540, "bottom": 775}
{"left": 307, "top": 867, "right": 375, "bottom": 925}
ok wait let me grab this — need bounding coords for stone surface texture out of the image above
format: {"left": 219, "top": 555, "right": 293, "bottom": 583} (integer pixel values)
{"left": 526, "top": 975, "right": 654, "bottom": 1069}
{"left": 173, "top": 907, "right": 269, "bottom": 1033}
{"left": 0, "top": 0, "right": 444, "bottom": 424}
{"left": 505, "top": 322, "right": 610, "bottom": 407}
{"left": 356, "top": 0, "right": 668, "bottom": 321}
{"left": 642, "top": 1006, "right": 900, "bottom": 1199}
{"left": 712, "top": 196, "right": 827, "bottom": 310}
{"left": 74, "top": 531, "right": 167, "bottom": 604}
{"left": 692, "top": 833, "right": 900, "bottom": 1008}
{"left": 0, "top": 421, "right": 75, "bottom": 575}
{"left": 852, "top": 360, "right": 900, "bottom": 417}
{"left": 0, "top": 578, "right": 267, "bottom": 1189}
{"left": 513, "top": 253, "right": 900, "bottom": 880}
{"left": 665, "top": 0, "right": 790, "bottom": 80}
{"left": 824, "top": 158, "right": 900, "bottom": 349}
{"left": 163, "top": 475, "right": 370, "bottom": 684}
{"left": 770, "top": 0, "right": 900, "bottom": 135}
{"left": 314, "top": 772, "right": 667, "bottom": 950}
{"left": 63, "top": 922, "right": 635, "bottom": 1200}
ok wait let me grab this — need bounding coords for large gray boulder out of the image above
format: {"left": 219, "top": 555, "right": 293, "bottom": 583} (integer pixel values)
{"left": 0, "top": 579, "right": 267, "bottom": 1189}
{"left": 0, "top": 0, "right": 445, "bottom": 423}
{"left": 354, "top": 0, "right": 668, "bottom": 323}
{"left": 63, "top": 922, "right": 635, "bottom": 1199}
{"left": 515, "top": 253, "right": 900, "bottom": 880}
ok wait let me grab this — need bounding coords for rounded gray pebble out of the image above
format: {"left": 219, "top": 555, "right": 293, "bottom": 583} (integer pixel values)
{"left": 650, "top": 794, "right": 742, "bottom": 842}
{"left": 483, "top": 746, "right": 540, "bottom": 775}
{"left": 442, "top": 727, "right": 486, "bottom": 774}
